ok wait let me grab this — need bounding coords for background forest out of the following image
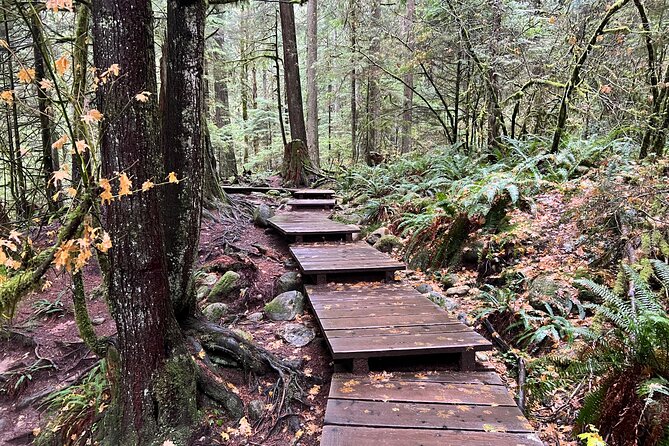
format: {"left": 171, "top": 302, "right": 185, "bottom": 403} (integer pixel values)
{"left": 0, "top": 0, "right": 668, "bottom": 445}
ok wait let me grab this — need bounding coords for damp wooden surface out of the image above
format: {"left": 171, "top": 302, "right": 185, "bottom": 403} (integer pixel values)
{"left": 268, "top": 213, "right": 360, "bottom": 238}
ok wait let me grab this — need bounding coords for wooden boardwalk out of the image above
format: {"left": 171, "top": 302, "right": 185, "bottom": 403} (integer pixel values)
{"left": 306, "top": 283, "right": 491, "bottom": 370}
{"left": 322, "top": 372, "right": 543, "bottom": 446}
{"left": 287, "top": 198, "right": 336, "bottom": 209}
{"left": 290, "top": 243, "right": 405, "bottom": 283}
{"left": 268, "top": 213, "right": 360, "bottom": 242}
{"left": 267, "top": 188, "right": 542, "bottom": 445}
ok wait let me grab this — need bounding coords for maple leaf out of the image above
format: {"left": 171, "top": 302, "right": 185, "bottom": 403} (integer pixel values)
{"left": 108, "top": 64, "right": 120, "bottom": 76}
{"left": 81, "top": 109, "right": 103, "bottom": 124}
{"left": 237, "top": 417, "right": 252, "bottom": 437}
{"left": 600, "top": 84, "right": 613, "bottom": 94}
{"left": 52, "top": 165, "right": 69, "bottom": 185}
{"left": 99, "top": 178, "right": 114, "bottom": 205}
{"left": 75, "top": 140, "right": 88, "bottom": 154}
{"left": 17, "top": 68, "right": 35, "bottom": 84}
{"left": 55, "top": 55, "right": 70, "bottom": 76}
{"left": 141, "top": 180, "right": 155, "bottom": 192}
{"left": 38, "top": 78, "right": 53, "bottom": 91}
{"left": 1, "top": 90, "right": 14, "bottom": 105}
{"left": 135, "top": 91, "right": 152, "bottom": 102}
{"left": 118, "top": 172, "right": 133, "bottom": 197}
{"left": 54, "top": 240, "right": 75, "bottom": 270}
{"left": 96, "top": 231, "right": 112, "bottom": 253}
{"left": 45, "top": 0, "right": 73, "bottom": 12}
{"left": 52, "top": 134, "right": 69, "bottom": 150}
{"left": 67, "top": 187, "right": 77, "bottom": 198}
{"left": 167, "top": 172, "right": 179, "bottom": 184}
{"left": 8, "top": 230, "right": 20, "bottom": 243}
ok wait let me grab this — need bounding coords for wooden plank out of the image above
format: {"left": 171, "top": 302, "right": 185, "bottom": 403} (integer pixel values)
{"left": 318, "top": 313, "right": 452, "bottom": 330}
{"left": 290, "top": 243, "right": 405, "bottom": 275}
{"left": 222, "top": 186, "right": 295, "bottom": 194}
{"left": 268, "top": 214, "right": 360, "bottom": 237}
{"left": 320, "top": 426, "right": 544, "bottom": 446}
{"left": 293, "top": 188, "right": 335, "bottom": 198}
{"left": 288, "top": 198, "right": 336, "bottom": 207}
{"left": 327, "top": 331, "right": 491, "bottom": 358}
{"left": 314, "top": 306, "right": 441, "bottom": 319}
{"left": 325, "top": 324, "right": 472, "bottom": 338}
{"left": 331, "top": 371, "right": 504, "bottom": 386}
{"left": 329, "top": 375, "right": 514, "bottom": 405}
{"left": 324, "top": 399, "right": 535, "bottom": 433}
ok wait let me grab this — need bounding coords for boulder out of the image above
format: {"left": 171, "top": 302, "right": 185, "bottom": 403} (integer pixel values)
{"left": 196, "top": 285, "right": 209, "bottom": 301}
{"left": 414, "top": 283, "right": 433, "bottom": 294}
{"left": 428, "top": 291, "right": 460, "bottom": 311}
{"left": 248, "top": 400, "right": 265, "bottom": 421}
{"left": 365, "top": 227, "right": 389, "bottom": 245}
{"left": 208, "top": 271, "right": 241, "bottom": 302}
{"left": 247, "top": 312, "right": 264, "bottom": 322}
{"left": 439, "top": 273, "right": 459, "bottom": 288}
{"left": 528, "top": 274, "right": 562, "bottom": 310}
{"left": 253, "top": 204, "right": 275, "bottom": 227}
{"left": 445, "top": 285, "right": 470, "bottom": 296}
{"left": 276, "top": 323, "right": 316, "bottom": 347}
{"left": 373, "top": 235, "right": 403, "bottom": 253}
{"left": 264, "top": 291, "right": 305, "bottom": 321}
{"left": 275, "top": 272, "right": 302, "bottom": 295}
{"left": 91, "top": 316, "right": 106, "bottom": 326}
{"left": 199, "top": 272, "right": 219, "bottom": 286}
{"left": 202, "top": 303, "right": 229, "bottom": 322}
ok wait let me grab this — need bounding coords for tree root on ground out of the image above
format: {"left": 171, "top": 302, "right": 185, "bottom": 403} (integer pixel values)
{"left": 184, "top": 318, "right": 315, "bottom": 424}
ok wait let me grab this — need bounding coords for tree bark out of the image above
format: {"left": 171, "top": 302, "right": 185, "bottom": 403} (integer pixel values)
{"left": 162, "top": 0, "right": 207, "bottom": 317}
{"left": 306, "top": 0, "right": 319, "bottom": 166}
{"left": 363, "top": 0, "right": 382, "bottom": 165}
{"left": 279, "top": 1, "right": 308, "bottom": 145}
{"left": 71, "top": 4, "right": 91, "bottom": 185}
{"left": 349, "top": 0, "right": 358, "bottom": 162}
{"left": 91, "top": 0, "right": 197, "bottom": 443}
{"left": 400, "top": 0, "right": 415, "bottom": 154}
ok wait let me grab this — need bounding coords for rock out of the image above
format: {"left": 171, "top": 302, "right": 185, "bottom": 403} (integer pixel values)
{"left": 439, "top": 273, "right": 459, "bottom": 288}
{"left": 196, "top": 285, "right": 209, "bottom": 300}
{"left": 445, "top": 285, "right": 470, "bottom": 296}
{"left": 528, "top": 274, "right": 562, "bottom": 310}
{"left": 457, "top": 312, "right": 470, "bottom": 325}
{"left": 283, "top": 259, "right": 298, "bottom": 268}
{"left": 414, "top": 283, "right": 433, "bottom": 294}
{"left": 232, "top": 329, "right": 253, "bottom": 342}
{"left": 476, "top": 352, "right": 489, "bottom": 362}
{"left": 202, "top": 303, "right": 229, "bottom": 322}
{"left": 365, "top": 227, "right": 388, "bottom": 245}
{"left": 276, "top": 323, "right": 316, "bottom": 347}
{"left": 264, "top": 291, "right": 304, "bottom": 321}
{"left": 253, "top": 204, "right": 275, "bottom": 227}
{"left": 266, "top": 189, "right": 281, "bottom": 197}
{"left": 373, "top": 235, "right": 403, "bottom": 253}
{"left": 428, "top": 291, "right": 460, "bottom": 311}
{"left": 275, "top": 272, "right": 302, "bottom": 295}
{"left": 208, "top": 271, "right": 241, "bottom": 302}
{"left": 199, "top": 272, "right": 218, "bottom": 286}
{"left": 91, "top": 316, "right": 105, "bottom": 326}
{"left": 247, "top": 312, "right": 264, "bottom": 322}
{"left": 248, "top": 399, "right": 265, "bottom": 421}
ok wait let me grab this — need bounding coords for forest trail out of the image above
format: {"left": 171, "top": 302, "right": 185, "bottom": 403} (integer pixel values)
{"left": 267, "top": 190, "right": 544, "bottom": 445}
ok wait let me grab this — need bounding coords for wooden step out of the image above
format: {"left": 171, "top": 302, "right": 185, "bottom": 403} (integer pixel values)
{"left": 305, "top": 283, "right": 492, "bottom": 369}
{"left": 293, "top": 188, "right": 335, "bottom": 199}
{"left": 290, "top": 243, "right": 405, "bottom": 283}
{"left": 287, "top": 198, "right": 336, "bottom": 209}
{"left": 268, "top": 213, "right": 359, "bottom": 242}
{"left": 321, "top": 372, "right": 543, "bottom": 446}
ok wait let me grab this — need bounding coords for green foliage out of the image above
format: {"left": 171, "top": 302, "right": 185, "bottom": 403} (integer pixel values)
{"left": 32, "top": 295, "right": 65, "bottom": 318}
{"left": 35, "top": 360, "right": 109, "bottom": 446}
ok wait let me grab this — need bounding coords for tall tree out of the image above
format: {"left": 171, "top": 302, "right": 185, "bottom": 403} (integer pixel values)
{"left": 362, "top": 0, "right": 382, "bottom": 165}
{"left": 349, "top": 0, "right": 358, "bottom": 162}
{"left": 400, "top": 0, "right": 415, "bottom": 154}
{"left": 279, "top": 1, "right": 307, "bottom": 144}
{"left": 91, "top": 0, "right": 197, "bottom": 442}
{"left": 306, "top": 0, "right": 319, "bottom": 166}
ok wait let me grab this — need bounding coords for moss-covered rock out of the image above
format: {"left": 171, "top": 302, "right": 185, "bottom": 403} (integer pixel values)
{"left": 208, "top": 271, "right": 241, "bottom": 302}
{"left": 202, "top": 303, "right": 229, "bottom": 322}
{"left": 373, "top": 235, "right": 403, "bottom": 253}
{"left": 275, "top": 272, "right": 302, "bottom": 295}
{"left": 264, "top": 291, "right": 304, "bottom": 321}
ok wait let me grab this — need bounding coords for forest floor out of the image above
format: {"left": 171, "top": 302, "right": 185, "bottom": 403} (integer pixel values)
{"left": 0, "top": 185, "right": 598, "bottom": 445}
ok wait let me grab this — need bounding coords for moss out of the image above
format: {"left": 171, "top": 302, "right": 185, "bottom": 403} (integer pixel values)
{"left": 152, "top": 354, "right": 199, "bottom": 441}
{"left": 207, "top": 271, "right": 240, "bottom": 302}
{"left": 263, "top": 300, "right": 283, "bottom": 314}
{"left": 0, "top": 270, "right": 38, "bottom": 320}
{"left": 373, "top": 235, "right": 403, "bottom": 253}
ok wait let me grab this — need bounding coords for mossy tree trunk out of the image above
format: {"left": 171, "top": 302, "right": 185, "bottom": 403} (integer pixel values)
{"left": 282, "top": 140, "right": 312, "bottom": 187}
{"left": 91, "top": 0, "right": 198, "bottom": 443}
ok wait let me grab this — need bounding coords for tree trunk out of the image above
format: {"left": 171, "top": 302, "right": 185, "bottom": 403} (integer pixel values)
{"left": 282, "top": 140, "right": 312, "bottom": 187}
{"left": 30, "top": 9, "right": 57, "bottom": 209}
{"left": 279, "top": 1, "right": 308, "bottom": 145}
{"left": 400, "top": 0, "right": 415, "bottom": 154}
{"left": 161, "top": 0, "right": 207, "bottom": 317}
{"left": 349, "top": 0, "right": 358, "bottom": 162}
{"left": 306, "top": 0, "right": 319, "bottom": 166}
{"left": 91, "top": 0, "right": 197, "bottom": 443}
{"left": 363, "top": 0, "right": 382, "bottom": 165}
{"left": 71, "top": 4, "right": 91, "bottom": 185}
